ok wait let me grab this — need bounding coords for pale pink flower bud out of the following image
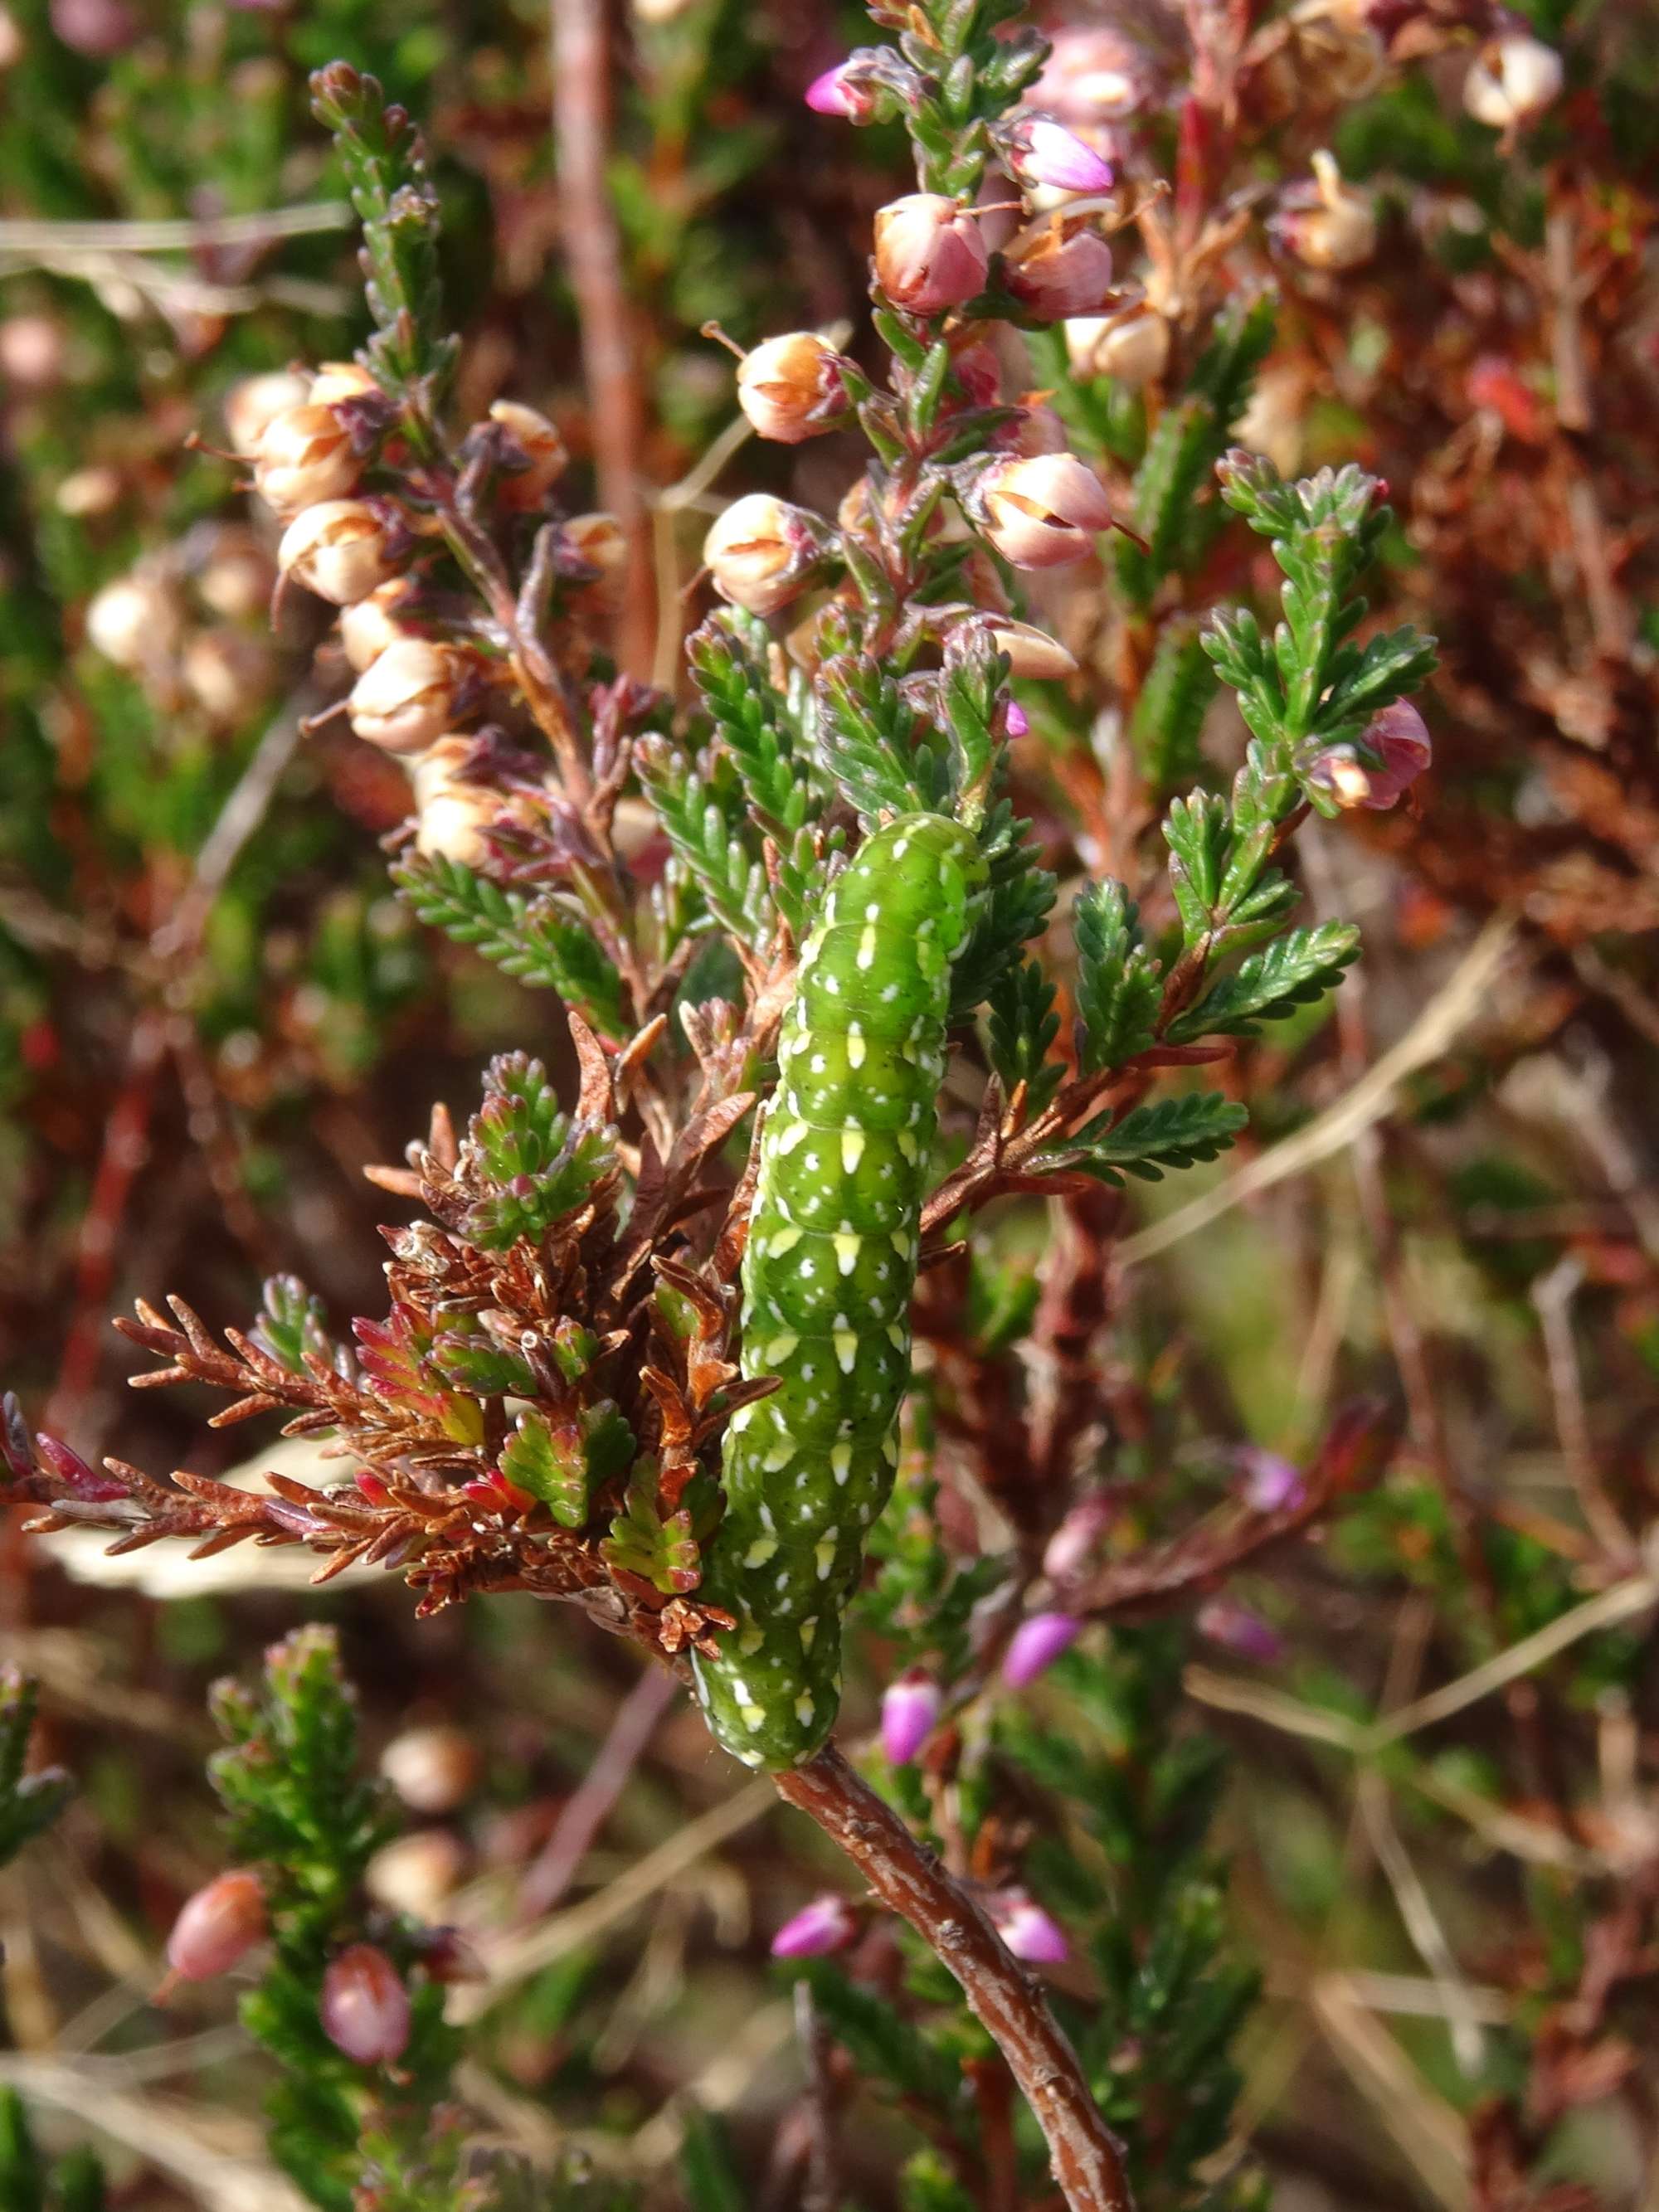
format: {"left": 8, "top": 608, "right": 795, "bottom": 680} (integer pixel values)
{"left": 1463, "top": 32, "right": 1563, "bottom": 131}
{"left": 737, "top": 333, "right": 852, "bottom": 445}
{"left": 873, "top": 194, "right": 990, "bottom": 314}
{"left": 56, "top": 465, "right": 121, "bottom": 519}
{"left": 223, "top": 369, "right": 312, "bottom": 458}
{"left": 1033, "top": 27, "right": 1147, "bottom": 124}
{"left": 339, "top": 578, "right": 419, "bottom": 672}
{"left": 379, "top": 1723, "right": 479, "bottom": 1815}
{"left": 0, "top": 9, "right": 22, "bottom": 70}
{"left": 881, "top": 1671, "right": 941, "bottom": 1767}
{"left": 1042, "top": 1497, "right": 1112, "bottom": 1582}
{"left": 975, "top": 452, "right": 1113, "bottom": 569}
{"left": 85, "top": 573, "right": 181, "bottom": 671}
{"left": 1004, "top": 216, "right": 1116, "bottom": 320}
{"left": 197, "top": 531, "right": 275, "bottom": 621}
{"left": 704, "top": 493, "right": 831, "bottom": 617}
{"left": 806, "top": 59, "right": 873, "bottom": 120}
{"left": 348, "top": 638, "right": 471, "bottom": 756}
{"left": 412, "top": 741, "right": 498, "bottom": 870}
{"left": 951, "top": 343, "right": 1003, "bottom": 407}
{"left": 989, "top": 1890, "right": 1070, "bottom": 1964}
{"left": 1005, "top": 700, "right": 1029, "bottom": 738}
{"left": 1238, "top": 1447, "right": 1304, "bottom": 1514}
{"left": 982, "top": 615, "right": 1079, "bottom": 681}
{"left": 166, "top": 1869, "right": 266, "bottom": 1981}
{"left": 277, "top": 500, "right": 401, "bottom": 606}
{"left": 1002, "top": 115, "right": 1114, "bottom": 194}
{"left": 771, "top": 1894, "right": 858, "bottom": 1959}
{"left": 307, "top": 360, "right": 381, "bottom": 406}
{"left": 50, "top": 0, "right": 137, "bottom": 57}
{"left": 1307, "top": 699, "right": 1431, "bottom": 811}
{"left": 563, "top": 512, "right": 630, "bottom": 614}
{"left": 253, "top": 402, "right": 362, "bottom": 516}
{"left": 0, "top": 315, "right": 66, "bottom": 391}
{"left": 1196, "top": 1597, "right": 1283, "bottom": 1665}
{"left": 320, "top": 1943, "right": 411, "bottom": 2067}
{"left": 365, "top": 1830, "right": 468, "bottom": 1921}
{"left": 1277, "top": 151, "right": 1375, "bottom": 272}
{"left": 1064, "top": 304, "right": 1170, "bottom": 387}
{"left": 182, "top": 629, "right": 275, "bottom": 727}
{"left": 488, "top": 399, "right": 568, "bottom": 509}
{"left": 1004, "top": 1611, "right": 1081, "bottom": 1686}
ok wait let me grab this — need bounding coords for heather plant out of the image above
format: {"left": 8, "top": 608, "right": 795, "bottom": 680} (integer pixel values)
{"left": 3, "top": 0, "right": 1657, "bottom": 2210}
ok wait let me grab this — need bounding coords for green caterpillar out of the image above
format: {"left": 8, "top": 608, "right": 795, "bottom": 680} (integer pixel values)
{"left": 693, "top": 813, "right": 986, "bottom": 1768}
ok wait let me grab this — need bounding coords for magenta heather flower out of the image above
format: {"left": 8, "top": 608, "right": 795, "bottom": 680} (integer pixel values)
{"left": 1004, "top": 1611, "right": 1082, "bottom": 1686}
{"left": 873, "top": 194, "right": 990, "bottom": 315}
{"left": 165, "top": 1869, "right": 267, "bottom": 1982}
{"left": 805, "top": 59, "right": 872, "bottom": 120}
{"left": 1042, "top": 1497, "right": 1112, "bottom": 1582}
{"left": 1004, "top": 700, "right": 1029, "bottom": 740}
{"left": 771, "top": 1894, "right": 858, "bottom": 1959}
{"left": 989, "top": 1890, "right": 1070, "bottom": 1964}
{"left": 1196, "top": 1597, "right": 1284, "bottom": 1665}
{"left": 1307, "top": 699, "right": 1432, "bottom": 810}
{"left": 975, "top": 453, "right": 1115, "bottom": 569}
{"left": 1002, "top": 116, "right": 1115, "bottom": 194}
{"left": 320, "top": 1943, "right": 412, "bottom": 2067}
{"left": 1238, "top": 1446, "right": 1304, "bottom": 1514}
{"left": 881, "top": 1670, "right": 941, "bottom": 1767}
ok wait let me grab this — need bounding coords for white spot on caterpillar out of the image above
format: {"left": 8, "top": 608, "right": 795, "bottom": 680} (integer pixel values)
{"left": 738, "top": 1748, "right": 764, "bottom": 1766}
{"left": 800, "top": 1363, "right": 816, "bottom": 1381}
{"left": 834, "top": 1330, "right": 857, "bottom": 1374}
{"left": 741, "top": 1703, "right": 765, "bottom": 1733}
{"left": 893, "top": 835, "right": 910, "bottom": 858}
{"left": 887, "top": 1323, "right": 907, "bottom": 1351}
{"left": 857, "top": 926, "right": 878, "bottom": 970}
{"left": 810, "top": 1053, "right": 826, "bottom": 1073}
{"left": 768, "top": 1224, "right": 803, "bottom": 1257}
{"left": 795, "top": 1692, "right": 815, "bottom": 1728}
{"left": 743, "top": 1537, "right": 778, "bottom": 1569}
{"left": 882, "top": 1433, "right": 901, "bottom": 1466}
{"left": 763, "top": 1333, "right": 798, "bottom": 1366}
{"left": 846, "top": 1024, "right": 866, "bottom": 1069}
{"left": 831, "top": 1442, "right": 852, "bottom": 1484}
{"left": 777, "top": 1121, "right": 808, "bottom": 1155}
{"left": 832, "top": 1232, "right": 860, "bottom": 1276}
{"left": 763, "top": 1444, "right": 791, "bottom": 1473}
{"left": 823, "top": 973, "right": 839, "bottom": 994}
{"left": 895, "top": 1130, "right": 919, "bottom": 1164}
{"left": 739, "top": 1626, "right": 764, "bottom": 1656}
{"left": 880, "top": 983, "right": 900, "bottom": 1002}
{"left": 890, "top": 1230, "right": 910, "bottom": 1258}
{"left": 841, "top": 1129, "right": 865, "bottom": 1174}
{"left": 815, "top": 1537, "right": 836, "bottom": 1580}
{"left": 799, "top": 1258, "right": 816, "bottom": 1279}
{"left": 730, "top": 1404, "right": 755, "bottom": 1432}
{"left": 760, "top": 1505, "right": 776, "bottom": 1531}
{"left": 800, "top": 1616, "right": 818, "bottom": 1651}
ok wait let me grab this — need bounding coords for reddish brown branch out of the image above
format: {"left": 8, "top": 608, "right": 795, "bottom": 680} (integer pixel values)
{"left": 551, "top": 0, "right": 652, "bottom": 677}
{"left": 773, "top": 1745, "right": 1135, "bottom": 2212}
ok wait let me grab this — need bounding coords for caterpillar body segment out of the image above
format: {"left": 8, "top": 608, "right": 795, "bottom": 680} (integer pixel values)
{"left": 693, "top": 814, "right": 986, "bottom": 1768}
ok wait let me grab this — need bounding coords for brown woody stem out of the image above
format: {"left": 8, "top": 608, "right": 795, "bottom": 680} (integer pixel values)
{"left": 773, "top": 1744, "right": 1135, "bottom": 2212}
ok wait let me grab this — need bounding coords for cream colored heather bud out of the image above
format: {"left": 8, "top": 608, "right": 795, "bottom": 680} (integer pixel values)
{"left": 348, "top": 638, "right": 470, "bottom": 755}
{"left": 975, "top": 452, "right": 1113, "bottom": 569}
{"left": 982, "top": 615, "right": 1079, "bottom": 680}
{"left": 563, "top": 512, "right": 629, "bottom": 614}
{"left": 54, "top": 465, "right": 122, "bottom": 518}
{"left": 379, "top": 1723, "right": 479, "bottom": 1813}
{"left": 1004, "top": 211, "right": 1116, "bottom": 320}
{"left": 197, "top": 531, "right": 275, "bottom": 621}
{"left": 704, "top": 492, "right": 831, "bottom": 617}
{"left": 85, "top": 573, "right": 181, "bottom": 670}
{"left": 365, "top": 1831, "right": 467, "bottom": 1921}
{"left": 412, "top": 738, "right": 495, "bottom": 868}
{"left": 1463, "top": 32, "right": 1564, "bottom": 131}
{"left": 307, "top": 359, "right": 381, "bottom": 406}
{"left": 253, "top": 402, "right": 362, "bottom": 516}
{"left": 489, "top": 399, "right": 569, "bottom": 509}
{"left": 736, "top": 333, "right": 852, "bottom": 445}
{"left": 277, "top": 500, "right": 401, "bottom": 605}
{"left": 1279, "top": 150, "right": 1375, "bottom": 272}
{"left": 182, "top": 628, "right": 275, "bottom": 727}
{"left": 0, "top": 8, "right": 23, "bottom": 69}
{"left": 873, "top": 193, "right": 990, "bottom": 314}
{"left": 339, "top": 577, "right": 417, "bottom": 672}
{"left": 223, "top": 368, "right": 311, "bottom": 458}
{"left": 1064, "top": 303, "right": 1170, "bottom": 387}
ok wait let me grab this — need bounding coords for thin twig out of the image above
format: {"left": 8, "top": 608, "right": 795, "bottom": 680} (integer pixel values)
{"left": 774, "top": 1745, "right": 1134, "bottom": 2212}
{"left": 517, "top": 1665, "right": 679, "bottom": 1918}
{"left": 0, "top": 205, "right": 352, "bottom": 251}
{"left": 552, "top": 0, "right": 652, "bottom": 675}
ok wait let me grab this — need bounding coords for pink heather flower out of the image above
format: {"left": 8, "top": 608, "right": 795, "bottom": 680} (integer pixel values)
{"left": 805, "top": 58, "right": 872, "bottom": 120}
{"left": 881, "top": 1671, "right": 941, "bottom": 1767}
{"left": 951, "top": 343, "right": 1003, "bottom": 408}
{"left": 1238, "top": 1447, "right": 1304, "bottom": 1514}
{"left": 1004, "top": 1611, "right": 1082, "bottom": 1687}
{"left": 320, "top": 1943, "right": 411, "bottom": 2067}
{"left": 166, "top": 1869, "right": 267, "bottom": 1982}
{"left": 873, "top": 194, "right": 990, "bottom": 315}
{"left": 1033, "top": 27, "right": 1148, "bottom": 125}
{"left": 1042, "top": 1497, "right": 1112, "bottom": 1582}
{"left": 1004, "top": 217, "right": 1117, "bottom": 321}
{"left": 1196, "top": 1597, "right": 1284, "bottom": 1666}
{"left": 1004, "top": 116, "right": 1115, "bottom": 194}
{"left": 975, "top": 453, "right": 1114, "bottom": 570}
{"left": 771, "top": 1894, "right": 858, "bottom": 1959}
{"left": 1005, "top": 701, "right": 1029, "bottom": 740}
{"left": 989, "top": 1890, "right": 1070, "bottom": 1964}
{"left": 736, "top": 332, "right": 852, "bottom": 445}
{"left": 1308, "top": 699, "right": 1432, "bottom": 810}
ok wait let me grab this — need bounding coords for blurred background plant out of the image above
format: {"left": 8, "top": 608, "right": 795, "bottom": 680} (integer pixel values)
{"left": 0, "top": 0, "right": 1657, "bottom": 2209}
